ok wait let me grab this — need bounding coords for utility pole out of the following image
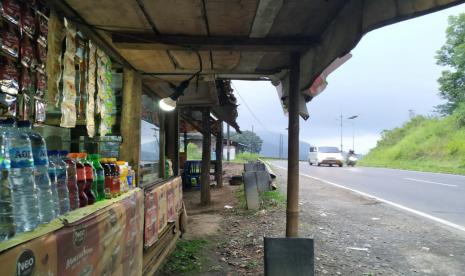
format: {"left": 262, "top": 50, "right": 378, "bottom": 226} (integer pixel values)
{"left": 340, "top": 113, "right": 343, "bottom": 153}
{"left": 226, "top": 124, "right": 230, "bottom": 161}
{"left": 347, "top": 115, "right": 359, "bottom": 152}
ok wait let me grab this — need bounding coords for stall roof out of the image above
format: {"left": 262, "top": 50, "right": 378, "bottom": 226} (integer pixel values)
{"left": 55, "top": 0, "right": 465, "bottom": 95}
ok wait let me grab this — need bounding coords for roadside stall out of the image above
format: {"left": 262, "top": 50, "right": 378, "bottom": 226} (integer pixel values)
{"left": 0, "top": 1, "right": 185, "bottom": 275}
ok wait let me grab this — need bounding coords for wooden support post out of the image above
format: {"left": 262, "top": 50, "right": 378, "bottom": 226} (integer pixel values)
{"left": 286, "top": 53, "right": 300, "bottom": 237}
{"left": 215, "top": 121, "right": 224, "bottom": 188}
{"left": 183, "top": 131, "right": 188, "bottom": 154}
{"left": 173, "top": 109, "right": 180, "bottom": 176}
{"left": 159, "top": 111, "right": 166, "bottom": 179}
{"left": 120, "top": 68, "right": 142, "bottom": 183}
{"left": 227, "top": 125, "right": 231, "bottom": 161}
{"left": 200, "top": 107, "right": 211, "bottom": 206}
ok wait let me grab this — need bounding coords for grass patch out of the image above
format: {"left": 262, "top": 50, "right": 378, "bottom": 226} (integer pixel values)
{"left": 234, "top": 185, "right": 247, "bottom": 210}
{"left": 161, "top": 239, "right": 208, "bottom": 274}
{"left": 360, "top": 115, "right": 465, "bottom": 175}
{"left": 230, "top": 152, "right": 260, "bottom": 164}
{"left": 261, "top": 190, "right": 286, "bottom": 208}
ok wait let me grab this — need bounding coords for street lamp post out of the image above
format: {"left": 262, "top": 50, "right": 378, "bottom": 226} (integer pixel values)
{"left": 347, "top": 115, "right": 359, "bottom": 152}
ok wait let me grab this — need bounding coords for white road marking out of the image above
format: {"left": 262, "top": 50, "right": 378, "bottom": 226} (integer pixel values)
{"left": 404, "top": 177, "right": 457, "bottom": 187}
{"left": 271, "top": 164, "right": 465, "bottom": 233}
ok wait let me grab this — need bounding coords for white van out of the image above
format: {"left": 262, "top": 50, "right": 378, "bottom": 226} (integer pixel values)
{"left": 308, "top": 146, "right": 343, "bottom": 167}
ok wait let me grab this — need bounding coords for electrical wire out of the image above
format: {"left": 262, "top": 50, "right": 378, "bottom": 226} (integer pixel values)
{"left": 230, "top": 82, "right": 272, "bottom": 134}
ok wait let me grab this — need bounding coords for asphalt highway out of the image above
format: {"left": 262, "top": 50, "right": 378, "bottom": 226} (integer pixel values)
{"left": 269, "top": 160, "right": 465, "bottom": 231}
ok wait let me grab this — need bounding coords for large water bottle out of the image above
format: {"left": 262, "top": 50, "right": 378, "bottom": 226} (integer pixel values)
{"left": 47, "top": 152, "right": 61, "bottom": 216}
{"left": 0, "top": 125, "right": 15, "bottom": 240}
{"left": 17, "top": 121, "right": 56, "bottom": 223}
{"left": 60, "top": 151, "right": 79, "bottom": 210}
{"left": 1, "top": 119, "right": 40, "bottom": 233}
{"left": 50, "top": 150, "right": 70, "bottom": 215}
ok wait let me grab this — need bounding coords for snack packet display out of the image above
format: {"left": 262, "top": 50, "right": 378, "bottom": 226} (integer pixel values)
{"left": 0, "top": 21, "right": 19, "bottom": 59}
{"left": 96, "top": 48, "right": 115, "bottom": 136}
{"left": 60, "top": 18, "right": 77, "bottom": 128}
{"left": 86, "top": 41, "right": 96, "bottom": 137}
{"left": 20, "top": 0, "right": 36, "bottom": 38}
{"left": 0, "top": 56, "right": 18, "bottom": 96}
{"left": 0, "top": 0, "right": 21, "bottom": 26}
{"left": 20, "top": 35, "right": 34, "bottom": 68}
{"left": 36, "top": 0, "right": 49, "bottom": 47}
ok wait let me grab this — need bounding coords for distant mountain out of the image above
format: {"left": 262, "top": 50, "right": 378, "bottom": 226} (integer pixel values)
{"left": 255, "top": 130, "right": 311, "bottom": 161}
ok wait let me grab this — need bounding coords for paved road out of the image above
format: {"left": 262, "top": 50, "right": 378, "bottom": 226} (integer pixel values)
{"left": 269, "top": 160, "right": 465, "bottom": 229}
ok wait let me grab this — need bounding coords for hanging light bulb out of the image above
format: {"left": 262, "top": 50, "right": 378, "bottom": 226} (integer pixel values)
{"left": 159, "top": 97, "right": 177, "bottom": 111}
{"left": 158, "top": 73, "right": 199, "bottom": 112}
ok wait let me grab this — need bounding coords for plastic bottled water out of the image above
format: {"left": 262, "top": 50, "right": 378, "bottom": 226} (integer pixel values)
{"left": 1, "top": 119, "right": 40, "bottom": 233}
{"left": 17, "top": 121, "right": 56, "bottom": 223}
{"left": 61, "top": 151, "right": 79, "bottom": 210}
{"left": 0, "top": 126, "right": 14, "bottom": 240}
{"left": 50, "top": 150, "right": 70, "bottom": 215}
{"left": 47, "top": 154, "right": 61, "bottom": 216}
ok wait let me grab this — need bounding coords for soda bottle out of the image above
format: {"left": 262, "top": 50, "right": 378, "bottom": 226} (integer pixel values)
{"left": 47, "top": 152, "right": 61, "bottom": 216}
{"left": 108, "top": 158, "right": 120, "bottom": 197}
{"left": 78, "top": 153, "right": 96, "bottom": 205}
{"left": 100, "top": 158, "right": 112, "bottom": 199}
{"left": 1, "top": 119, "right": 40, "bottom": 233}
{"left": 61, "top": 151, "right": 79, "bottom": 210}
{"left": 17, "top": 120, "right": 56, "bottom": 223}
{"left": 50, "top": 150, "right": 70, "bottom": 215}
{"left": 117, "top": 161, "right": 128, "bottom": 194}
{"left": 69, "top": 153, "right": 88, "bottom": 207}
{"left": 90, "top": 154, "right": 105, "bottom": 201}
{"left": 0, "top": 123, "right": 15, "bottom": 240}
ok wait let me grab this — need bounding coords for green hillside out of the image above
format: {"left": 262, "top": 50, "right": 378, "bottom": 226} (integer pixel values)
{"left": 359, "top": 114, "right": 465, "bottom": 175}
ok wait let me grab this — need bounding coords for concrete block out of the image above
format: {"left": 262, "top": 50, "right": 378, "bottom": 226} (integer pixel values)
{"left": 256, "top": 171, "right": 271, "bottom": 193}
{"left": 243, "top": 172, "right": 260, "bottom": 210}
{"left": 264, "top": 237, "right": 314, "bottom": 276}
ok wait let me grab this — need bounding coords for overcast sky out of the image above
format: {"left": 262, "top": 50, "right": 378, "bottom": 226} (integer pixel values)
{"left": 232, "top": 4, "right": 465, "bottom": 154}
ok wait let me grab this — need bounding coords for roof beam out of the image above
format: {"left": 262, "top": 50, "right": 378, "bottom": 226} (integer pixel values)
{"left": 112, "top": 33, "right": 318, "bottom": 52}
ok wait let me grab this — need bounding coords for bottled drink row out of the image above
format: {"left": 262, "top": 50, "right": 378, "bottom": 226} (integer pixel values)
{"left": 0, "top": 119, "right": 136, "bottom": 241}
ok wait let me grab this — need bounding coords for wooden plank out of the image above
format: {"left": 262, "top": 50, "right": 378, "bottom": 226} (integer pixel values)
{"left": 215, "top": 121, "right": 223, "bottom": 187}
{"left": 112, "top": 33, "right": 316, "bottom": 52}
{"left": 143, "top": 0, "right": 208, "bottom": 35}
{"left": 120, "top": 69, "right": 142, "bottom": 183}
{"left": 169, "top": 50, "right": 211, "bottom": 70}
{"left": 65, "top": 0, "right": 151, "bottom": 31}
{"left": 205, "top": 0, "right": 260, "bottom": 36}
{"left": 201, "top": 107, "right": 212, "bottom": 206}
{"left": 212, "top": 51, "right": 241, "bottom": 70}
{"left": 118, "top": 49, "right": 175, "bottom": 72}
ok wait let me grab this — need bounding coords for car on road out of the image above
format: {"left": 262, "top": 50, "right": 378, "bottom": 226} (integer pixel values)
{"left": 308, "top": 146, "right": 344, "bottom": 167}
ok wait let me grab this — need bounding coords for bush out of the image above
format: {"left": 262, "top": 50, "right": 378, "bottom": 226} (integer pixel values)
{"left": 452, "top": 103, "right": 465, "bottom": 127}
{"left": 187, "top": 143, "right": 202, "bottom": 160}
{"left": 235, "top": 152, "right": 259, "bottom": 163}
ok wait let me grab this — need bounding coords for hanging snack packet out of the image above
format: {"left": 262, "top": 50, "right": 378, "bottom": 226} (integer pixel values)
{"left": 46, "top": 10, "right": 65, "bottom": 108}
{"left": 0, "top": 56, "right": 18, "bottom": 96}
{"left": 20, "top": 35, "right": 34, "bottom": 68}
{"left": 86, "top": 41, "right": 96, "bottom": 137}
{"left": 96, "top": 48, "right": 114, "bottom": 136}
{"left": 17, "top": 92, "right": 29, "bottom": 120}
{"left": 36, "top": 43, "right": 47, "bottom": 74}
{"left": 36, "top": 71, "right": 46, "bottom": 98}
{"left": 0, "top": 0, "right": 20, "bottom": 26}
{"left": 20, "top": 1, "right": 36, "bottom": 38}
{"left": 34, "top": 97, "right": 46, "bottom": 122}
{"left": 18, "top": 68, "right": 32, "bottom": 120}
{"left": 60, "top": 18, "right": 77, "bottom": 128}
{"left": 0, "top": 21, "right": 20, "bottom": 59}
{"left": 36, "top": 0, "right": 49, "bottom": 48}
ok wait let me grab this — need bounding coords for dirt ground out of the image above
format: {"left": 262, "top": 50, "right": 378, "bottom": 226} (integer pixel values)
{"left": 167, "top": 162, "right": 465, "bottom": 275}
